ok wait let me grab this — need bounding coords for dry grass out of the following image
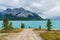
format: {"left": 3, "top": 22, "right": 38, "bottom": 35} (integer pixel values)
{"left": 33, "top": 29, "right": 60, "bottom": 40}
{"left": 40, "top": 31, "right": 60, "bottom": 40}
{"left": 9, "top": 28, "right": 23, "bottom": 33}
{"left": 33, "top": 28, "right": 42, "bottom": 31}
{"left": 40, "top": 33, "right": 60, "bottom": 40}
{"left": 0, "top": 28, "right": 23, "bottom": 33}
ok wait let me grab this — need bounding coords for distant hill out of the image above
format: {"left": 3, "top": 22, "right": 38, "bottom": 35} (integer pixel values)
{"left": 50, "top": 16, "right": 60, "bottom": 20}
{"left": 0, "top": 7, "right": 43, "bottom": 20}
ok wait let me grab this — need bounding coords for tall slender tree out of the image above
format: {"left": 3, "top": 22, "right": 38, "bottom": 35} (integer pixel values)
{"left": 8, "top": 22, "right": 13, "bottom": 30}
{"left": 21, "top": 23, "right": 25, "bottom": 28}
{"left": 2, "top": 17, "right": 13, "bottom": 33}
{"left": 46, "top": 19, "right": 52, "bottom": 31}
{"left": 3, "top": 16, "right": 9, "bottom": 32}
{"left": 39, "top": 25, "right": 41, "bottom": 29}
{"left": 29, "top": 26, "right": 31, "bottom": 29}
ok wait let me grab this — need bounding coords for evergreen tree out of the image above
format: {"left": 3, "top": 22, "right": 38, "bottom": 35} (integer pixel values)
{"left": 29, "top": 26, "right": 31, "bottom": 29}
{"left": 8, "top": 22, "right": 13, "bottom": 30}
{"left": 39, "top": 25, "right": 41, "bottom": 29}
{"left": 3, "top": 16, "right": 9, "bottom": 32}
{"left": 46, "top": 19, "right": 52, "bottom": 31}
{"left": 21, "top": 23, "right": 25, "bottom": 28}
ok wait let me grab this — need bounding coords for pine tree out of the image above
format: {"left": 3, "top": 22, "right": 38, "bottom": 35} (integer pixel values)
{"left": 8, "top": 22, "right": 13, "bottom": 30}
{"left": 39, "top": 25, "right": 41, "bottom": 29}
{"left": 21, "top": 23, "right": 25, "bottom": 28}
{"left": 46, "top": 19, "right": 52, "bottom": 31}
{"left": 29, "top": 26, "right": 31, "bottom": 29}
{"left": 3, "top": 16, "right": 9, "bottom": 32}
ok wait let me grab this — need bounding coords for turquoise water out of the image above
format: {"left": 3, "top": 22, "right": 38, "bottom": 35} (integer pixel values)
{"left": 0, "top": 20, "right": 60, "bottom": 30}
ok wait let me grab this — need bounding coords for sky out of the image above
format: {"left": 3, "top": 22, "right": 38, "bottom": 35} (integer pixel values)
{"left": 0, "top": 0, "right": 60, "bottom": 19}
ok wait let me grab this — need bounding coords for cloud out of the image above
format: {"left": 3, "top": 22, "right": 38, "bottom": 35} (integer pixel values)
{"left": 0, "top": 0, "right": 60, "bottom": 18}
{"left": 0, "top": 0, "right": 20, "bottom": 9}
{"left": 43, "top": 3, "right": 60, "bottom": 18}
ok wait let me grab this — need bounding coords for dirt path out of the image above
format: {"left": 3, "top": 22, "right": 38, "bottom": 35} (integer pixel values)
{"left": 6, "top": 29, "right": 43, "bottom": 40}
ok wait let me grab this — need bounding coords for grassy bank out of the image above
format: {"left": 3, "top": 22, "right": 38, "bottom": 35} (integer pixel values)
{"left": 8, "top": 28, "right": 23, "bottom": 33}
{"left": 33, "top": 29, "right": 60, "bottom": 40}
{"left": 0, "top": 28, "right": 23, "bottom": 33}
{"left": 40, "top": 31, "right": 60, "bottom": 40}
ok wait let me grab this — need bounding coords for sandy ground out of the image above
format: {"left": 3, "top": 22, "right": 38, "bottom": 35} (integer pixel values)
{"left": 6, "top": 29, "right": 43, "bottom": 40}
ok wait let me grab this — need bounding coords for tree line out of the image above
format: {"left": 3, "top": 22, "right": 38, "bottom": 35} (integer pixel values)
{"left": 2, "top": 16, "right": 52, "bottom": 32}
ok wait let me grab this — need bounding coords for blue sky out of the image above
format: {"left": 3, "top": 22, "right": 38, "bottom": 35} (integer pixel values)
{"left": 0, "top": 0, "right": 60, "bottom": 19}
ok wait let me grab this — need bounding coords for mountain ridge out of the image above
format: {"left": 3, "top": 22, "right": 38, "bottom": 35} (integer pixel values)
{"left": 0, "top": 7, "right": 43, "bottom": 20}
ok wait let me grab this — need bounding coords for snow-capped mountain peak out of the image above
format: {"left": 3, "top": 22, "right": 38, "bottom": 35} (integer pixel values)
{"left": 0, "top": 7, "right": 42, "bottom": 20}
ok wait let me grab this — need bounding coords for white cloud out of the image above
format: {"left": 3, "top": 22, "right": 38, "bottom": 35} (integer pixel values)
{"left": 0, "top": 0, "right": 20, "bottom": 8}
{"left": 0, "top": 0, "right": 60, "bottom": 18}
{"left": 43, "top": 3, "right": 60, "bottom": 18}
{"left": 0, "top": 6, "right": 6, "bottom": 10}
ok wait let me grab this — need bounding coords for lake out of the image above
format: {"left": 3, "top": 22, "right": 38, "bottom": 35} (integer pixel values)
{"left": 0, "top": 20, "right": 60, "bottom": 30}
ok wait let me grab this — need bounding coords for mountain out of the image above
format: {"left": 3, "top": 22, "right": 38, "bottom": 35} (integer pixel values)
{"left": 0, "top": 9, "right": 4, "bottom": 12}
{"left": 50, "top": 16, "right": 60, "bottom": 20}
{"left": 0, "top": 7, "right": 43, "bottom": 20}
